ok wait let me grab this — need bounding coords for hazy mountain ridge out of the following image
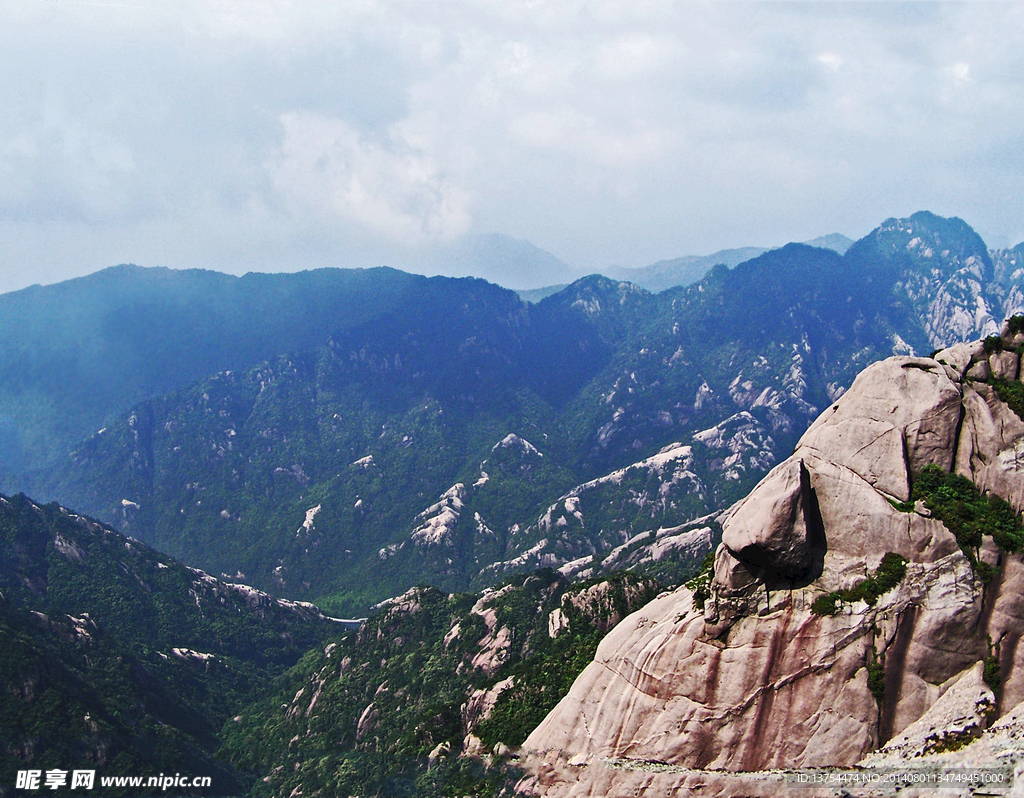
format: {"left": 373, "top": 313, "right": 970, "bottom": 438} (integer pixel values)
{"left": 19, "top": 214, "right": 1021, "bottom": 617}
{"left": 0, "top": 265, "right": 428, "bottom": 480}
{"left": 598, "top": 233, "right": 853, "bottom": 294}
{"left": 408, "top": 233, "right": 578, "bottom": 290}
{"left": 601, "top": 246, "right": 768, "bottom": 293}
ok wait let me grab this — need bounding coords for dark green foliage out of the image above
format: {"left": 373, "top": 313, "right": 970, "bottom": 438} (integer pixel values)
{"left": 975, "top": 560, "right": 997, "bottom": 585}
{"left": 411, "top": 756, "right": 517, "bottom": 798}
{"left": 474, "top": 572, "right": 661, "bottom": 749}
{"left": 858, "top": 553, "right": 909, "bottom": 602}
{"left": 887, "top": 497, "right": 916, "bottom": 513}
{"left": 811, "top": 593, "right": 840, "bottom": 617}
{"left": 0, "top": 493, "right": 334, "bottom": 794}
{"left": 866, "top": 653, "right": 886, "bottom": 706}
{"left": 811, "top": 553, "right": 908, "bottom": 616}
{"left": 991, "top": 377, "right": 1024, "bottom": 422}
{"left": 912, "top": 465, "right": 1024, "bottom": 556}
{"left": 983, "top": 335, "right": 1005, "bottom": 354}
{"left": 1007, "top": 315, "right": 1024, "bottom": 336}
{"left": 924, "top": 729, "right": 982, "bottom": 754}
{"left": 0, "top": 599, "right": 245, "bottom": 796}
{"left": 685, "top": 551, "right": 716, "bottom": 610}
{"left": 984, "top": 656, "right": 1001, "bottom": 696}
{"left": 984, "top": 638, "right": 1002, "bottom": 696}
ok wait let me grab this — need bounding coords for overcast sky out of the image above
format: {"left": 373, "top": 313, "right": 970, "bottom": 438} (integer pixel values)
{"left": 1, "top": 1, "right": 1022, "bottom": 293}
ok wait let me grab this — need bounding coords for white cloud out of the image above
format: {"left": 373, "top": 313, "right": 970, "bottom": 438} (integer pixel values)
{"left": 0, "top": 103, "right": 137, "bottom": 223}
{"left": 270, "top": 112, "right": 471, "bottom": 244}
{"left": 816, "top": 52, "right": 843, "bottom": 73}
{"left": 946, "top": 61, "right": 972, "bottom": 87}
{"left": 2, "top": 1, "right": 1024, "bottom": 290}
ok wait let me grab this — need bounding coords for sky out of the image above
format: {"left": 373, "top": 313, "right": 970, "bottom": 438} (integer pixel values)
{"left": 1, "top": 1, "right": 1023, "bottom": 294}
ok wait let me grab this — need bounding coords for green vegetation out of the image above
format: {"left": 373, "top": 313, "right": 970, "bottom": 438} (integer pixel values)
{"left": 1007, "top": 315, "right": 1024, "bottom": 336}
{"left": 0, "top": 493, "right": 335, "bottom": 795}
{"left": 685, "top": 551, "right": 716, "bottom": 611}
{"left": 887, "top": 497, "right": 916, "bottom": 513}
{"left": 475, "top": 572, "right": 661, "bottom": 749}
{"left": 924, "top": 729, "right": 982, "bottom": 754}
{"left": 0, "top": 266, "right": 428, "bottom": 483}
{"left": 811, "top": 553, "right": 908, "bottom": 616}
{"left": 810, "top": 592, "right": 841, "bottom": 616}
{"left": 912, "top": 465, "right": 1024, "bottom": 558}
{"left": 991, "top": 377, "right": 1024, "bottom": 421}
{"left": 866, "top": 651, "right": 886, "bottom": 706}
{"left": 983, "top": 334, "right": 1005, "bottom": 354}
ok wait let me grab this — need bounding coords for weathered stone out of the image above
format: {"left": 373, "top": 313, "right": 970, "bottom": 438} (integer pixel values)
{"left": 800, "top": 357, "right": 962, "bottom": 496}
{"left": 1002, "top": 317, "right": 1024, "bottom": 341}
{"left": 966, "top": 359, "right": 991, "bottom": 381}
{"left": 990, "top": 349, "right": 1020, "bottom": 380}
{"left": 720, "top": 459, "right": 824, "bottom": 584}
{"left": 804, "top": 456, "right": 958, "bottom": 566}
{"left": 955, "top": 383, "right": 1024, "bottom": 512}
{"left": 978, "top": 553, "right": 1024, "bottom": 713}
{"left": 548, "top": 607, "right": 569, "bottom": 638}
{"left": 865, "top": 662, "right": 995, "bottom": 763}
{"left": 710, "top": 543, "right": 758, "bottom": 595}
{"left": 934, "top": 340, "right": 984, "bottom": 376}
{"left": 462, "top": 676, "right": 513, "bottom": 732}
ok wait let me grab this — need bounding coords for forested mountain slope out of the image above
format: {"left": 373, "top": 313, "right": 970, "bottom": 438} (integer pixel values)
{"left": 0, "top": 493, "right": 338, "bottom": 796}
{"left": 0, "top": 265, "right": 428, "bottom": 481}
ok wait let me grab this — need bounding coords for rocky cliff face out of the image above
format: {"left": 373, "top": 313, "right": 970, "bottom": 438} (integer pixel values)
{"left": 520, "top": 321, "right": 1024, "bottom": 796}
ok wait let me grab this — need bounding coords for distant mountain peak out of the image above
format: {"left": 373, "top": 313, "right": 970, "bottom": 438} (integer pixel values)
{"left": 544, "top": 274, "right": 649, "bottom": 316}
{"left": 867, "top": 211, "right": 993, "bottom": 271}
{"left": 403, "top": 232, "right": 576, "bottom": 291}
{"left": 802, "top": 232, "right": 854, "bottom": 254}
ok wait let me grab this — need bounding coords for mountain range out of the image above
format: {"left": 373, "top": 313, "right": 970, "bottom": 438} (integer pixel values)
{"left": 348, "top": 231, "right": 854, "bottom": 295}
{"left": 214, "top": 320, "right": 1024, "bottom": 797}
{"left": 599, "top": 232, "right": 853, "bottom": 294}
{"left": 0, "top": 212, "right": 1021, "bottom": 617}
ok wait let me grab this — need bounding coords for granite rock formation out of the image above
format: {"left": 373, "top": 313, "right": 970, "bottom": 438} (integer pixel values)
{"left": 520, "top": 321, "right": 1024, "bottom": 796}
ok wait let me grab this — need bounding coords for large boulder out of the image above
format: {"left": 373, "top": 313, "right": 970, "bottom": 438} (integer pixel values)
{"left": 719, "top": 458, "right": 825, "bottom": 586}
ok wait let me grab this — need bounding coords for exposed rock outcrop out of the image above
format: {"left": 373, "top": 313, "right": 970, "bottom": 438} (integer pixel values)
{"left": 520, "top": 320, "right": 1024, "bottom": 796}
